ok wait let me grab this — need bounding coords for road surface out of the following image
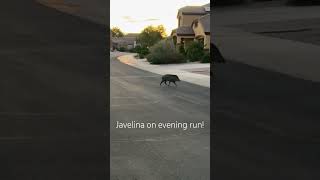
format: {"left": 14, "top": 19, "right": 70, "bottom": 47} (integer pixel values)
{"left": 0, "top": 1, "right": 107, "bottom": 179}
{"left": 37, "top": 0, "right": 107, "bottom": 25}
{"left": 213, "top": 60, "right": 320, "bottom": 179}
{"left": 110, "top": 57, "right": 210, "bottom": 180}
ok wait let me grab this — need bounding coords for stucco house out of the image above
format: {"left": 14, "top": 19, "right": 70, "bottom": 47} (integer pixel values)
{"left": 111, "top": 33, "right": 139, "bottom": 50}
{"left": 192, "top": 13, "right": 210, "bottom": 49}
{"left": 171, "top": 3, "right": 210, "bottom": 50}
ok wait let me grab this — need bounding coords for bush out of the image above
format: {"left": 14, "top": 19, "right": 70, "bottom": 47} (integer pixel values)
{"left": 138, "top": 46, "right": 150, "bottom": 59}
{"left": 178, "top": 44, "right": 186, "bottom": 56}
{"left": 185, "top": 41, "right": 204, "bottom": 62}
{"left": 118, "top": 47, "right": 126, "bottom": 52}
{"left": 127, "top": 45, "right": 149, "bottom": 58}
{"left": 287, "top": 0, "right": 320, "bottom": 5}
{"left": 146, "top": 39, "right": 186, "bottom": 64}
{"left": 129, "top": 48, "right": 136, "bottom": 53}
{"left": 201, "top": 51, "right": 211, "bottom": 63}
{"left": 130, "top": 46, "right": 139, "bottom": 53}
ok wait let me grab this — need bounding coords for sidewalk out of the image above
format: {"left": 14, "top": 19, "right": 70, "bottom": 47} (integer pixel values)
{"left": 111, "top": 52, "right": 210, "bottom": 87}
{"left": 214, "top": 4, "right": 320, "bottom": 82}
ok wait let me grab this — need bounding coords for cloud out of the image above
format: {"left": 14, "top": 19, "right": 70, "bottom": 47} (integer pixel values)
{"left": 122, "top": 16, "right": 137, "bottom": 23}
{"left": 122, "top": 16, "right": 159, "bottom": 23}
{"left": 144, "top": 18, "right": 159, "bottom": 22}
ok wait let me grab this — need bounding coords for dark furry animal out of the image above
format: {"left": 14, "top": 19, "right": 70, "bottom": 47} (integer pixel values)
{"left": 160, "top": 74, "right": 180, "bottom": 86}
{"left": 211, "top": 43, "right": 226, "bottom": 63}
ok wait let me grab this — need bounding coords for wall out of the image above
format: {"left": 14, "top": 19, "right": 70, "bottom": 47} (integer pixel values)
{"left": 180, "top": 14, "right": 203, "bottom": 27}
{"left": 193, "top": 23, "right": 210, "bottom": 49}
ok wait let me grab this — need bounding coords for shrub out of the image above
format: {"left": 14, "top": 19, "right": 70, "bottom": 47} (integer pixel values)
{"left": 185, "top": 41, "right": 204, "bottom": 62}
{"left": 130, "top": 45, "right": 139, "bottom": 53}
{"left": 146, "top": 39, "right": 186, "bottom": 64}
{"left": 129, "top": 48, "right": 136, "bottom": 53}
{"left": 138, "top": 46, "right": 150, "bottom": 59}
{"left": 128, "top": 45, "right": 150, "bottom": 58}
{"left": 201, "top": 51, "right": 211, "bottom": 63}
{"left": 178, "top": 44, "right": 186, "bottom": 56}
{"left": 118, "top": 47, "right": 126, "bottom": 52}
{"left": 287, "top": 0, "right": 320, "bottom": 5}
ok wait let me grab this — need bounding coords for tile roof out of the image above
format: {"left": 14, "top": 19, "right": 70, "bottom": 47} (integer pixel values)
{"left": 176, "top": 26, "right": 195, "bottom": 35}
{"left": 178, "top": 3, "right": 210, "bottom": 15}
{"left": 125, "top": 33, "right": 139, "bottom": 38}
{"left": 178, "top": 6, "right": 206, "bottom": 15}
{"left": 112, "top": 36, "right": 136, "bottom": 44}
{"left": 199, "top": 14, "right": 210, "bottom": 33}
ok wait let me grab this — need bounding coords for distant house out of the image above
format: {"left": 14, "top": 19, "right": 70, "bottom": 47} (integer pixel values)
{"left": 171, "top": 3, "right": 210, "bottom": 50}
{"left": 111, "top": 33, "right": 139, "bottom": 50}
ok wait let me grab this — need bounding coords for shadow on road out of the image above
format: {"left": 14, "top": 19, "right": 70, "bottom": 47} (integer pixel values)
{"left": 0, "top": 1, "right": 108, "bottom": 179}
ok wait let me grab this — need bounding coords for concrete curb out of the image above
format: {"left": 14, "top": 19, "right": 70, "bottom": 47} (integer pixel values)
{"left": 115, "top": 53, "right": 210, "bottom": 88}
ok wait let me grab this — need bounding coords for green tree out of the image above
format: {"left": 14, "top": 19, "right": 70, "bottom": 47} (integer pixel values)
{"left": 137, "top": 25, "right": 167, "bottom": 47}
{"left": 156, "top": 25, "right": 167, "bottom": 38}
{"left": 111, "top": 27, "right": 124, "bottom": 38}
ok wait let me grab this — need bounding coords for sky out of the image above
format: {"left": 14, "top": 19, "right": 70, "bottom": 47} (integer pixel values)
{"left": 110, "top": 0, "right": 210, "bottom": 35}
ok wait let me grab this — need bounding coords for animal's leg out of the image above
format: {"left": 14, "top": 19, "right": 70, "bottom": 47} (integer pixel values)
{"left": 173, "top": 82, "right": 177, "bottom": 86}
{"left": 168, "top": 81, "right": 171, "bottom": 86}
{"left": 160, "top": 80, "right": 164, "bottom": 86}
{"left": 165, "top": 81, "right": 168, "bottom": 86}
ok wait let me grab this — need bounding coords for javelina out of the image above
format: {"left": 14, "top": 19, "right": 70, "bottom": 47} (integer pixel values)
{"left": 160, "top": 74, "right": 180, "bottom": 86}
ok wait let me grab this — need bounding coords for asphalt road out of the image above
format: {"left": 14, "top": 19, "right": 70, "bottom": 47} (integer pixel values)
{"left": 4, "top": 1, "right": 320, "bottom": 179}
{"left": 0, "top": 1, "right": 107, "bottom": 179}
{"left": 110, "top": 57, "right": 210, "bottom": 180}
{"left": 37, "top": 0, "right": 107, "bottom": 25}
{"left": 213, "top": 60, "right": 320, "bottom": 179}
{"left": 232, "top": 18, "right": 320, "bottom": 46}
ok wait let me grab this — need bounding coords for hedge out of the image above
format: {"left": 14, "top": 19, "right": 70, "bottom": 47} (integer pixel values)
{"left": 146, "top": 39, "right": 186, "bottom": 64}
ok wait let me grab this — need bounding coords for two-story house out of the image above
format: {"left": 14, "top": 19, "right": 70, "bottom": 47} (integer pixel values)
{"left": 171, "top": 3, "right": 210, "bottom": 50}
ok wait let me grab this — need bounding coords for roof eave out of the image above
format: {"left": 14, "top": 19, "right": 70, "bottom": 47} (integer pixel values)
{"left": 181, "top": 12, "right": 206, "bottom": 16}
{"left": 176, "top": 33, "right": 195, "bottom": 36}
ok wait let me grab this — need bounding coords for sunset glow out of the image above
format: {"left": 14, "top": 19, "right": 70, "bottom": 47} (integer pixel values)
{"left": 110, "top": 0, "right": 210, "bottom": 35}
